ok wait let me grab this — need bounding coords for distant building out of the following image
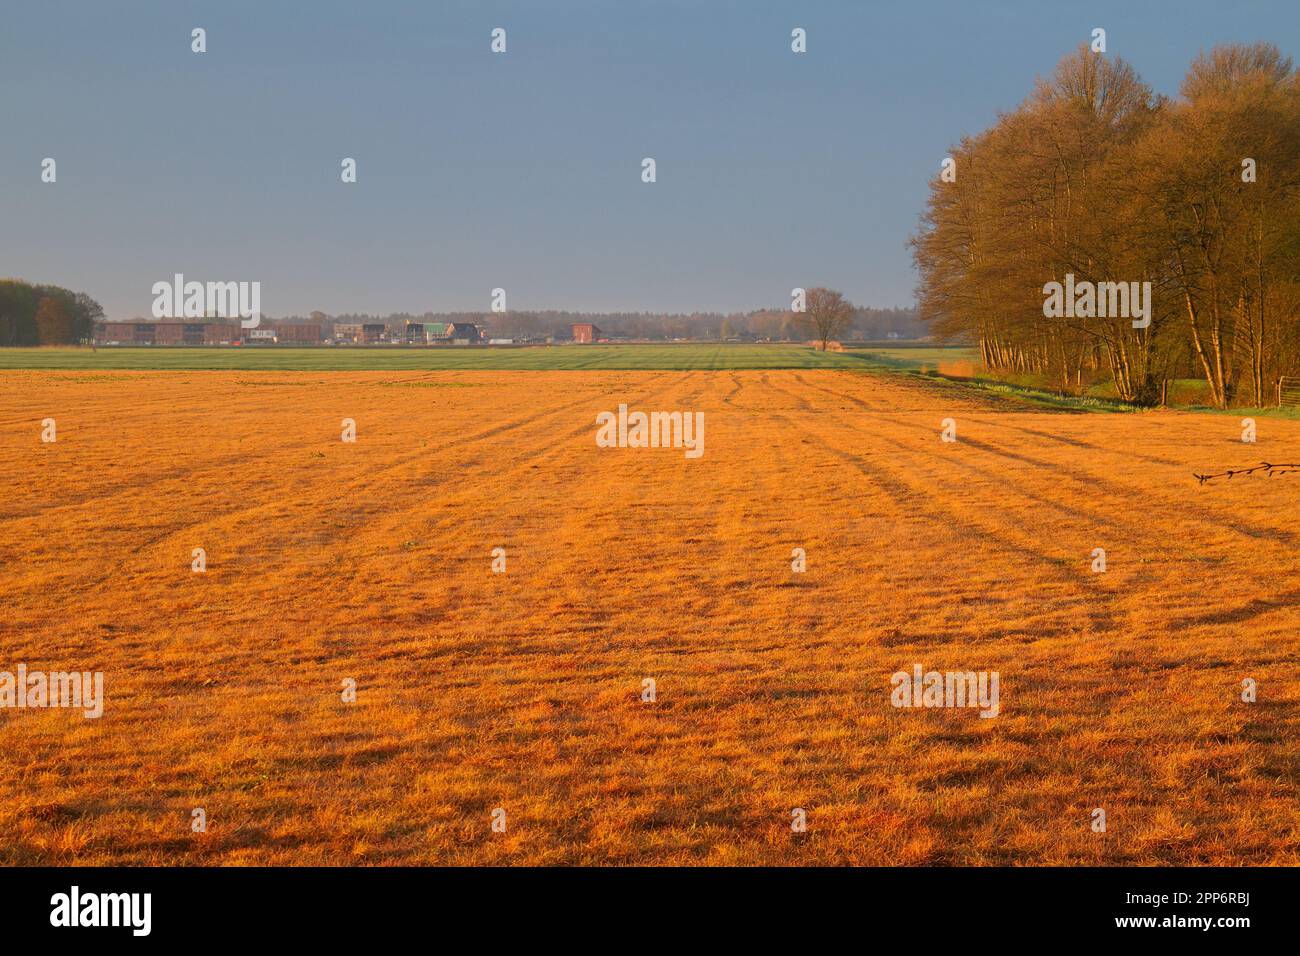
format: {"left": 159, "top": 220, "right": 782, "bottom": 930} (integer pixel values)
{"left": 450, "top": 323, "right": 480, "bottom": 344}
{"left": 94, "top": 321, "right": 147, "bottom": 345}
{"left": 205, "top": 323, "right": 240, "bottom": 345}
{"left": 407, "top": 321, "right": 451, "bottom": 344}
{"left": 408, "top": 322, "right": 480, "bottom": 344}
{"left": 150, "top": 322, "right": 178, "bottom": 344}
{"left": 275, "top": 323, "right": 321, "bottom": 344}
{"left": 94, "top": 320, "right": 239, "bottom": 345}
{"left": 571, "top": 323, "right": 602, "bottom": 344}
{"left": 334, "top": 322, "right": 385, "bottom": 344}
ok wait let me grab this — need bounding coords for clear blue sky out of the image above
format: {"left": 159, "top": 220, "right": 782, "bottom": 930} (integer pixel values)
{"left": 3, "top": 0, "right": 1296, "bottom": 319}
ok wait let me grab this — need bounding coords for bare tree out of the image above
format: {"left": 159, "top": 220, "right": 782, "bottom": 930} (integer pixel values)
{"left": 800, "top": 288, "right": 853, "bottom": 351}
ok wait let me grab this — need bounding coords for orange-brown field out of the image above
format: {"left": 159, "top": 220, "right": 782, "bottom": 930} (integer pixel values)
{"left": 1, "top": 368, "right": 1297, "bottom": 865}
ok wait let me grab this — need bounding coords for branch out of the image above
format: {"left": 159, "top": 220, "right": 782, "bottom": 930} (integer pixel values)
{"left": 1193, "top": 461, "right": 1300, "bottom": 485}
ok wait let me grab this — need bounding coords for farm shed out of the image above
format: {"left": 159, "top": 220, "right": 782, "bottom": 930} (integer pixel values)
{"left": 571, "top": 323, "right": 602, "bottom": 343}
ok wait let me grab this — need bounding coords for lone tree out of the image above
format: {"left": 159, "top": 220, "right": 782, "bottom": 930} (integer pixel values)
{"left": 800, "top": 287, "right": 853, "bottom": 351}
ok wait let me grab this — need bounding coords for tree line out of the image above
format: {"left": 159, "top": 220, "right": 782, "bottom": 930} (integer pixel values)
{"left": 0, "top": 280, "right": 104, "bottom": 346}
{"left": 0, "top": 290, "right": 919, "bottom": 347}
{"left": 911, "top": 43, "right": 1300, "bottom": 407}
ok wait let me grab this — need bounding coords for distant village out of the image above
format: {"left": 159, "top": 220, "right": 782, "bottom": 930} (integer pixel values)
{"left": 91, "top": 312, "right": 921, "bottom": 347}
{"left": 91, "top": 319, "right": 615, "bottom": 347}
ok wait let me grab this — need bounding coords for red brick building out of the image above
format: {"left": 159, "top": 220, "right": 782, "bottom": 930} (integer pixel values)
{"left": 274, "top": 323, "right": 322, "bottom": 344}
{"left": 204, "top": 323, "right": 241, "bottom": 345}
{"left": 94, "top": 320, "right": 240, "bottom": 345}
{"left": 571, "top": 323, "right": 602, "bottom": 344}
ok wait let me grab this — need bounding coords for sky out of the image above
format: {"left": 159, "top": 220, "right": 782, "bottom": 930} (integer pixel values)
{"left": 3, "top": 0, "right": 1298, "bottom": 320}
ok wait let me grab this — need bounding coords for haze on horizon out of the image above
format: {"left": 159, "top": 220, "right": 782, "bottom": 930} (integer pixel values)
{"left": 3, "top": 0, "right": 1297, "bottom": 320}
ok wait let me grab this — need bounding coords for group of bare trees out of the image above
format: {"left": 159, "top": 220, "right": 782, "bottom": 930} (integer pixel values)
{"left": 912, "top": 43, "right": 1300, "bottom": 407}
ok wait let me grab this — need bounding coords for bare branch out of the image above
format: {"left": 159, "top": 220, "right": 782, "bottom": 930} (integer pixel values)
{"left": 1193, "top": 461, "right": 1300, "bottom": 484}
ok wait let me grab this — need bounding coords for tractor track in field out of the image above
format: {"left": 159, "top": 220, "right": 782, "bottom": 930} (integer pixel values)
{"left": 789, "top": 372, "right": 1300, "bottom": 552}
{"left": 3, "top": 368, "right": 1300, "bottom": 865}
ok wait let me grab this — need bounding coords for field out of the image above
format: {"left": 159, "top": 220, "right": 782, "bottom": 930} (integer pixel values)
{"left": 1, "top": 366, "right": 1298, "bottom": 865}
